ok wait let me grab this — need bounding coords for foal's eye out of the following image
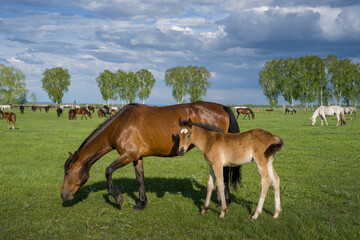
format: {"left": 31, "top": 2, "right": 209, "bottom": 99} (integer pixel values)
{"left": 187, "top": 134, "right": 191, "bottom": 139}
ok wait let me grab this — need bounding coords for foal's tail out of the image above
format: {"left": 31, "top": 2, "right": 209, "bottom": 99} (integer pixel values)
{"left": 265, "top": 136, "right": 284, "bottom": 158}
{"left": 223, "top": 106, "right": 242, "bottom": 191}
{"left": 340, "top": 111, "right": 346, "bottom": 125}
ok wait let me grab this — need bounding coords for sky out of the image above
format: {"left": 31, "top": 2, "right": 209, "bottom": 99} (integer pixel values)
{"left": 1, "top": 0, "right": 360, "bottom": 106}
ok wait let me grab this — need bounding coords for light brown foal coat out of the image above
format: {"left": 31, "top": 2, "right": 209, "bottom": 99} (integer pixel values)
{"left": 178, "top": 120, "right": 283, "bottom": 219}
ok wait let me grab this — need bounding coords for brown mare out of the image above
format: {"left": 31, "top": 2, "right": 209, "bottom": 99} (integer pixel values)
{"left": 266, "top": 109, "right": 274, "bottom": 114}
{"left": 68, "top": 109, "right": 76, "bottom": 120}
{"left": 178, "top": 119, "right": 283, "bottom": 219}
{"left": 61, "top": 101, "right": 241, "bottom": 210}
{"left": 75, "top": 108, "right": 92, "bottom": 120}
{"left": 0, "top": 110, "right": 16, "bottom": 129}
{"left": 236, "top": 107, "right": 255, "bottom": 120}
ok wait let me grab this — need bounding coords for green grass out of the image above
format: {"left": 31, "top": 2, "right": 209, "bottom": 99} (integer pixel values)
{"left": 1, "top": 107, "right": 359, "bottom": 239}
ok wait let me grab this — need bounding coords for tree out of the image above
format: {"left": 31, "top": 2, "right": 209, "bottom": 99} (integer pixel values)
{"left": 278, "top": 58, "right": 299, "bottom": 107}
{"left": 297, "top": 56, "right": 316, "bottom": 110}
{"left": 259, "top": 59, "right": 282, "bottom": 108}
{"left": 187, "top": 66, "right": 211, "bottom": 102}
{"left": 136, "top": 69, "right": 155, "bottom": 104}
{"left": 165, "top": 66, "right": 188, "bottom": 104}
{"left": 41, "top": 67, "right": 70, "bottom": 106}
{"left": 126, "top": 71, "right": 139, "bottom": 103}
{"left": 114, "top": 69, "right": 128, "bottom": 105}
{"left": 30, "top": 93, "right": 37, "bottom": 104}
{"left": 96, "top": 70, "right": 117, "bottom": 105}
{"left": 0, "top": 64, "right": 28, "bottom": 104}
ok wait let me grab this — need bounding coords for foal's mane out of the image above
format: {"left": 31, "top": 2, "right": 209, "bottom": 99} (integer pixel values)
{"left": 181, "top": 119, "right": 225, "bottom": 133}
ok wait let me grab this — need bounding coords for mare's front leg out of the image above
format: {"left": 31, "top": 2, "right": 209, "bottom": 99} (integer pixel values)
{"left": 133, "top": 159, "right": 148, "bottom": 210}
{"left": 105, "top": 153, "right": 138, "bottom": 209}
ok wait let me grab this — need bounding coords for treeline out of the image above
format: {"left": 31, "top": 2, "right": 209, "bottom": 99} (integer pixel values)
{"left": 0, "top": 64, "right": 211, "bottom": 105}
{"left": 259, "top": 55, "right": 360, "bottom": 109}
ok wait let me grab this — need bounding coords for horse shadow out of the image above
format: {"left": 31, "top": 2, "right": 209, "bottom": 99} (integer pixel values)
{"left": 62, "top": 177, "right": 258, "bottom": 216}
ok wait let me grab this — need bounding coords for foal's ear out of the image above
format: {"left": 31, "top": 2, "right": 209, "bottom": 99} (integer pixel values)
{"left": 178, "top": 118, "right": 183, "bottom": 127}
{"left": 68, "top": 152, "right": 73, "bottom": 157}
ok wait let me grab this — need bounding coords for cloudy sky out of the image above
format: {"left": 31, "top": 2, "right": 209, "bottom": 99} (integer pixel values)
{"left": 1, "top": 0, "right": 359, "bottom": 105}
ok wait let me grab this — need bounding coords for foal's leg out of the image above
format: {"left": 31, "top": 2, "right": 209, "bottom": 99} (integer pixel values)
{"left": 213, "top": 163, "right": 227, "bottom": 218}
{"left": 133, "top": 159, "right": 148, "bottom": 210}
{"left": 252, "top": 161, "right": 271, "bottom": 220}
{"left": 269, "top": 165, "right": 281, "bottom": 218}
{"left": 105, "top": 153, "right": 138, "bottom": 208}
{"left": 201, "top": 166, "right": 215, "bottom": 215}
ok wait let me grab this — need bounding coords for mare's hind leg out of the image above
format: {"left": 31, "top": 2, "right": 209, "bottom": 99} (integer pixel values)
{"left": 133, "top": 159, "right": 148, "bottom": 210}
{"left": 105, "top": 153, "right": 138, "bottom": 209}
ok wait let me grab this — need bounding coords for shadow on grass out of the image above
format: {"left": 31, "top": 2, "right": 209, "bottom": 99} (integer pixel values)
{"left": 62, "top": 177, "right": 263, "bottom": 216}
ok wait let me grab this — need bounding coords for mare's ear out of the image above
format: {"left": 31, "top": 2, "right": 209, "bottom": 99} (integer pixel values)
{"left": 68, "top": 152, "right": 73, "bottom": 157}
{"left": 188, "top": 118, "right": 192, "bottom": 128}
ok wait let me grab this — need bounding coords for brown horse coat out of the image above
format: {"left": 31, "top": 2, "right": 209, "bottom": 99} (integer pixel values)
{"left": 61, "top": 102, "right": 240, "bottom": 210}
{"left": 0, "top": 110, "right": 16, "bottom": 129}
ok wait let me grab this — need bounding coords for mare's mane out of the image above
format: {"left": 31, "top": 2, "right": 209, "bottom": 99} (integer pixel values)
{"left": 64, "top": 104, "right": 138, "bottom": 169}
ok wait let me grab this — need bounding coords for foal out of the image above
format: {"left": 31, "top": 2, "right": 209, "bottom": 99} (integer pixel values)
{"left": 0, "top": 110, "right": 16, "bottom": 129}
{"left": 178, "top": 119, "right": 283, "bottom": 219}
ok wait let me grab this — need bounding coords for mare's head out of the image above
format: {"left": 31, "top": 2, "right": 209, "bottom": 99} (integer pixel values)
{"left": 177, "top": 119, "right": 194, "bottom": 156}
{"left": 61, "top": 151, "right": 89, "bottom": 202}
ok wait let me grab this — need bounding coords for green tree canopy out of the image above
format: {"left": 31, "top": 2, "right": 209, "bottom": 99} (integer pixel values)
{"left": 187, "top": 66, "right": 211, "bottom": 102}
{"left": 258, "top": 59, "right": 282, "bottom": 108}
{"left": 0, "top": 64, "right": 28, "bottom": 104}
{"left": 41, "top": 67, "right": 70, "bottom": 105}
{"left": 96, "top": 69, "right": 117, "bottom": 105}
{"left": 136, "top": 69, "right": 155, "bottom": 104}
{"left": 165, "top": 66, "right": 188, "bottom": 104}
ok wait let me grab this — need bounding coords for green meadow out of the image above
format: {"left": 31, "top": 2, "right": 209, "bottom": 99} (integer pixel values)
{"left": 0, "top": 106, "right": 359, "bottom": 239}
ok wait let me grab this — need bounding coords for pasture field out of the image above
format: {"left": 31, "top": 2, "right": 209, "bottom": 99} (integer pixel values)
{"left": 0, "top": 106, "right": 359, "bottom": 239}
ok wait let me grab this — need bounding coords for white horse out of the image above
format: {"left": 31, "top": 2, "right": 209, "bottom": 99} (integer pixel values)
{"left": 0, "top": 105, "right": 12, "bottom": 111}
{"left": 343, "top": 107, "right": 356, "bottom": 120}
{"left": 311, "top": 106, "right": 346, "bottom": 127}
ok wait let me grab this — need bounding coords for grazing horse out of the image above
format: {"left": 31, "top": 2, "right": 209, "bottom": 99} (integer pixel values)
{"left": 177, "top": 119, "right": 283, "bottom": 219}
{"left": 285, "top": 107, "right": 296, "bottom": 115}
{"left": 236, "top": 107, "right": 255, "bottom": 120}
{"left": 57, "top": 108, "right": 63, "bottom": 117}
{"left": 31, "top": 105, "right": 37, "bottom": 112}
{"left": 0, "top": 110, "right": 16, "bottom": 130}
{"left": 75, "top": 108, "right": 92, "bottom": 120}
{"left": 344, "top": 107, "right": 356, "bottom": 120}
{"left": 97, "top": 108, "right": 109, "bottom": 118}
{"left": 311, "top": 106, "right": 346, "bottom": 127}
{"left": 61, "top": 102, "right": 241, "bottom": 210}
{"left": 68, "top": 109, "right": 76, "bottom": 120}
{"left": 20, "top": 105, "right": 24, "bottom": 114}
{"left": 266, "top": 109, "right": 274, "bottom": 114}
{"left": 87, "top": 106, "right": 95, "bottom": 113}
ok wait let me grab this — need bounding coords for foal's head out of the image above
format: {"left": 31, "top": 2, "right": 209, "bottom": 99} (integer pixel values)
{"left": 61, "top": 152, "right": 89, "bottom": 202}
{"left": 177, "top": 119, "right": 194, "bottom": 156}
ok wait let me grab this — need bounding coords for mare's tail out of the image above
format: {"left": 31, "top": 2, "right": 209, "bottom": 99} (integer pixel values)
{"left": 223, "top": 106, "right": 242, "bottom": 191}
{"left": 265, "top": 136, "right": 284, "bottom": 158}
{"left": 340, "top": 111, "right": 346, "bottom": 125}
